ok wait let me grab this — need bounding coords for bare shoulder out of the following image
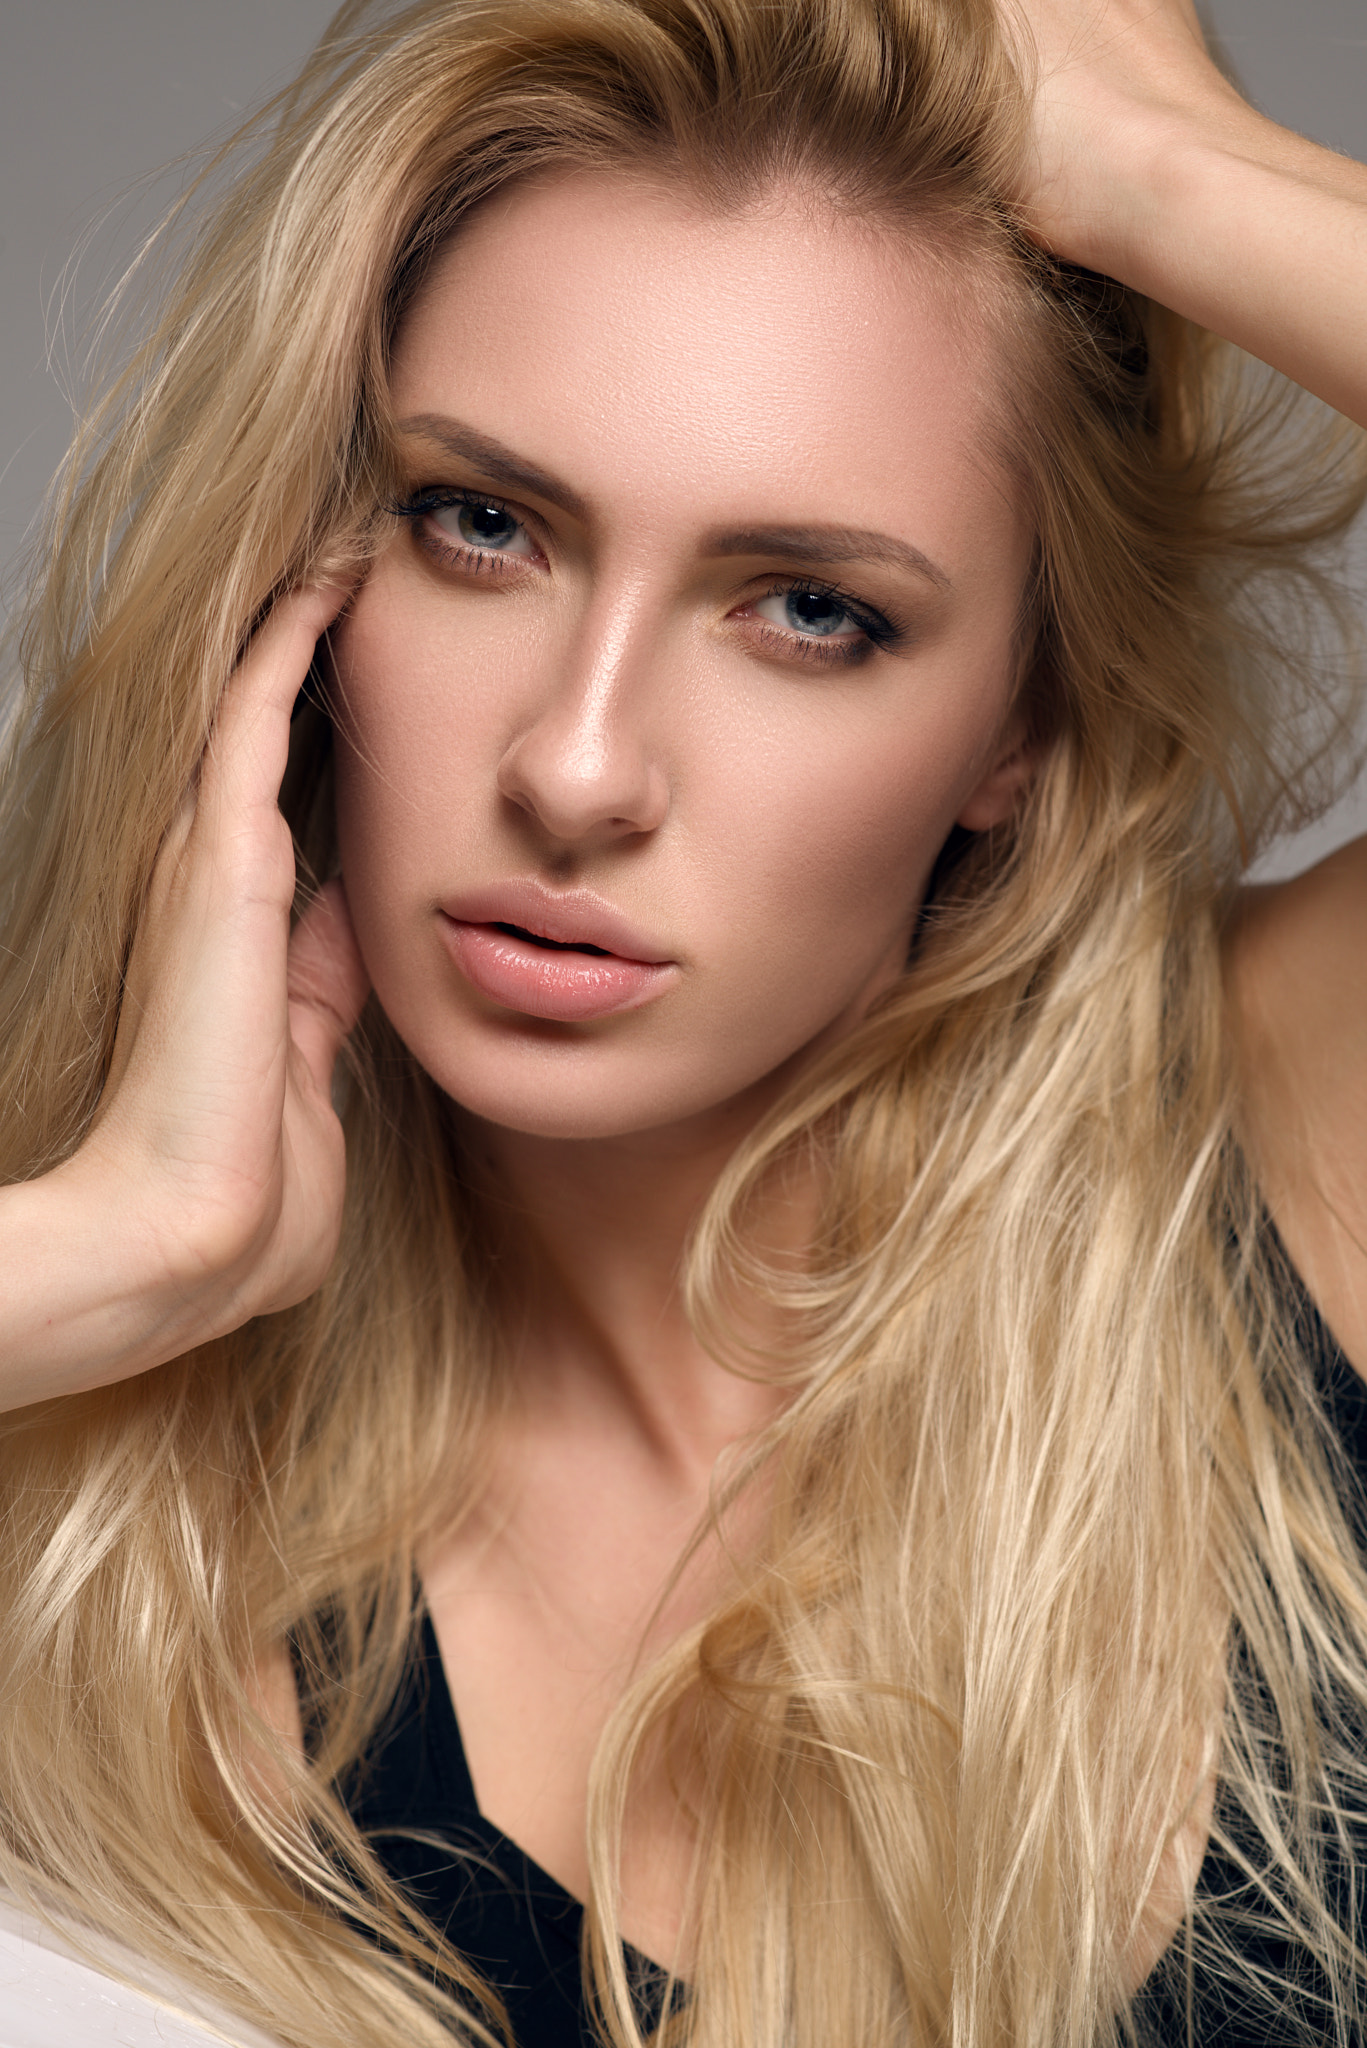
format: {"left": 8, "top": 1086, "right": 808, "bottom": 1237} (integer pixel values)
{"left": 1224, "top": 835, "right": 1367, "bottom": 1376}
{"left": 1226, "top": 835, "right": 1367, "bottom": 1043}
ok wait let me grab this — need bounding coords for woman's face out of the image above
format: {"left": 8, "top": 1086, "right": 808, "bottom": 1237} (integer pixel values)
{"left": 333, "top": 169, "right": 1032, "bottom": 1141}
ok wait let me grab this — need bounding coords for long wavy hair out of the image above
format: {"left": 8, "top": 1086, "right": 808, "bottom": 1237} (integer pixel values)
{"left": 2, "top": 2, "right": 1366, "bottom": 2043}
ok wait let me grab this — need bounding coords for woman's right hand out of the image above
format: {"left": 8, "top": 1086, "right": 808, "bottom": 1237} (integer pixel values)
{"left": 0, "top": 587, "right": 370, "bottom": 1410}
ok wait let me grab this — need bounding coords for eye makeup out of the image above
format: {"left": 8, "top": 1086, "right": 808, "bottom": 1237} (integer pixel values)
{"left": 393, "top": 486, "right": 541, "bottom": 576}
{"left": 392, "top": 485, "right": 907, "bottom": 668}
{"left": 743, "top": 578, "right": 903, "bottom": 667}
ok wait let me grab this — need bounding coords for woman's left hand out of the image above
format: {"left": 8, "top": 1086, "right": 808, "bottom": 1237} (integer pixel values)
{"left": 1000, "top": 0, "right": 1250, "bottom": 271}
{"left": 998, "top": 0, "right": 1367, "bottom": 430}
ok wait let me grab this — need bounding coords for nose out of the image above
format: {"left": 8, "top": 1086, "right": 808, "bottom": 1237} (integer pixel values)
{"left": 495, "top": 595, "right": 669, "bottom": 846}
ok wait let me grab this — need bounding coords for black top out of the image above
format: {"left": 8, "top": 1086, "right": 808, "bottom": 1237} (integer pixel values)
{"left": 335, "top": 1276, "right": 1367, "bottom": 2047}
{"left": 337, "top": 1610, "right": 658, "bottom": 2048}
{"left": 1136, "top": 1271, "right": 1367, "bottom": 2046}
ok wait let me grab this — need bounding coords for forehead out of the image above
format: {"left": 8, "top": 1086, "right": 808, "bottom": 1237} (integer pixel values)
{"left": 390, "top": 167, "right": 1021, "bottom": 572}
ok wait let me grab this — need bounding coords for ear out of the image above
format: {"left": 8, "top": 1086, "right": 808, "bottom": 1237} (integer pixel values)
{"left": 955, "top": 711, "right": 1036, "bottom": 832}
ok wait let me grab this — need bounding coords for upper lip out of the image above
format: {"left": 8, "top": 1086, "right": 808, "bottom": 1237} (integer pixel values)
{"left": 440, "top": 880, "right": 674, "bottom": 964}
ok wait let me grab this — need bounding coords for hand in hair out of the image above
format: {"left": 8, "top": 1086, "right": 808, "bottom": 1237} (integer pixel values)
{"left": 999, "top": 0, "right": 1235, "bottom": 260}
{"left": 1001, "top": 0, "right": 1367, "bottom": 428}
{"left": 0, "top": 587, "right": 369, "bottom": 1411}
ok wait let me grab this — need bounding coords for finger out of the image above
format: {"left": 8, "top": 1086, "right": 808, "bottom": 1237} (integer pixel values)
{"left": 199, "top": 582, "right": 353, "bottom": 839}
{"left": 146, "top": 781, "right": 199, "bottom": 909}
{"left": 286, "top": 879, "right": 370, "bottom": 1098}
{"left": 100, "top": 784, "right": 200, "bottom": 1090}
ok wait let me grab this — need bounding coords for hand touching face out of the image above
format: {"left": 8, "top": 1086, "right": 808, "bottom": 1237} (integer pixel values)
{"left": 332, "top": 169, "right": 1033, "bottom": 1141}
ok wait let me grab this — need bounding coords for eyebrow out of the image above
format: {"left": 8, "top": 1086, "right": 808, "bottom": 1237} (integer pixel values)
{"left": 704, "top": 523, "right": 951, "bottom": 592}
{"left": 396, "top": 412, "right": 950, "bottom": 592}
{"left": 396, "top": 413, "right": 590, "bottom": 520}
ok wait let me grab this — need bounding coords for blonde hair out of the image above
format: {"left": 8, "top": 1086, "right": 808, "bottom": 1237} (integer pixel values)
{"left": 3, "top": 2, "right": 1367, "bottom": 2044}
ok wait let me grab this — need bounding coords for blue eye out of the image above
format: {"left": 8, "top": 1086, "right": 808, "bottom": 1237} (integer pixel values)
{"left": 758, "top": 587, "right": 861, "bottom": 639}
{"left": 393, "top": 488, "right": 539, "bottom": 566}
{"left": 752, "top": 581, "right": 893, "bottom": 652}
{"left": 744, "top": 579, "right": 903, "bottom": 668}
{"left": 429, "top": 496, "right": 536, "bottom": 557}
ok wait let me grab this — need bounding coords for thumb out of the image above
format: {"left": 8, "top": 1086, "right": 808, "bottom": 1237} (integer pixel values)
{"left": 286, "top": 879, "right": 370, "bottom": 1098}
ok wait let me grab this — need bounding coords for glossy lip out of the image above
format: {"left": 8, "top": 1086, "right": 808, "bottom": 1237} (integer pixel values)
{"left": 438, "top": 880, "right": 679, "bottom": 1023}
{"left": 441, "top": 880, "right": 673, "bottom": 962}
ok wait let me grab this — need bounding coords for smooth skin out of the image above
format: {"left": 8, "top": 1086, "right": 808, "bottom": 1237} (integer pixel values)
{"left": 0, "top": 588, "right": 369, "bottom": 1409}
{"left": 331, "top": 171, "right": 1034, "bottom": 1963}
{"left": 2, "top": 0, "right": 1366, "bottom": 1993}
{"left": 333, "top": 181, "right": 1033, "bottom": 1148}
{"left": 995, "top": 0, "right": 1367, "bottom": 1377}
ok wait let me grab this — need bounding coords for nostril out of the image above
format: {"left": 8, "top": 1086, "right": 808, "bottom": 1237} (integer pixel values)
{"left": 494, "top": 732, "right": 669, "bottom": 843}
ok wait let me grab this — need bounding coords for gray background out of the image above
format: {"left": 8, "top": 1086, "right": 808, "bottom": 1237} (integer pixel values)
{"left": 2, "top": 0, "right": 1364, "bottom": 878}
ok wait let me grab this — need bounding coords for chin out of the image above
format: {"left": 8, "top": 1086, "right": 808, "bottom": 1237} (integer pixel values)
{"left": 394, "top": 1015, "right": 792, "bottom": 1145}
{"left": 448, "top": 1082, "right": 683, "bottom": 1142}
{"left": 397, "top": 1036, "right": 665, "bottom": 1141}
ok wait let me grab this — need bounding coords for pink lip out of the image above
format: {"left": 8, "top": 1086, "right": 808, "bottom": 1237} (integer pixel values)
{"left": 439, "top": 882, "right": 678, "bottom": 1023}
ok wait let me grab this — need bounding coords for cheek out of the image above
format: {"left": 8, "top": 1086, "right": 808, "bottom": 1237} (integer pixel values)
{"left": 328, "top": 592, "right": 468, "bottom": 986}
{"left": 334, "top": 588, "right": 466, "bottom": 810}
{"left": 701, "top": 672, "right": 1009, "bottom": 976}
{"left": 330, "top": 567, "right": 510, "bottom": 895}
{"left": 327, "top": 557, "right": 1017, "bottom": 1137}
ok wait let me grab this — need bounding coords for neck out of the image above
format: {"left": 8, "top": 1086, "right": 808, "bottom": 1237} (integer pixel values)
{"left": 470, "top": 1082, "right": 805, "bottom": 1489}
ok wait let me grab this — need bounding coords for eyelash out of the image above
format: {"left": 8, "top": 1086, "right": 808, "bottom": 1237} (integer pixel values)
{"left": 750, "top": 580, "right": 902, "bottom": 669}
{"left": 393, "top": 488, "right": 903, "bottom": 667}
{"left": 393, "top": 487, "right": 534, "bottom": 576}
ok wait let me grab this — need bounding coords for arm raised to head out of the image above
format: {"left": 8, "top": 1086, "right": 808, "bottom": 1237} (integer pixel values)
{"left": 0, "top": 587, "right": 368, "bottom": 1411}
{"left": 1003, "top": 0, "right": 1367, "bottom": 429}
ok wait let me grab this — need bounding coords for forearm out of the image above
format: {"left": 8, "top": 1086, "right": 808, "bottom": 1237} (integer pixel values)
{"left": 0, "top": 1164, "right": 205, "bottom": 1409}
{"left": 0, "top": 589, "right": 365, "bottom": 1418}
{"left": 1003, "top": 0, "right": 1367, "bottom": 430}
{"left": 1098, "top": 111, "right": 1367, "bottom": 429}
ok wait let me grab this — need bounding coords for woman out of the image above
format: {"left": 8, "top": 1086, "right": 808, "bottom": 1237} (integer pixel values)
{"left": 1, "top": 0, "right": 1366, "bottom": 2042}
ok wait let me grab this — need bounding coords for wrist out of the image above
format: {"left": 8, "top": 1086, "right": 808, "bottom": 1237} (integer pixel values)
{"left": 1053, "top": 92, "right": 1267, "bottom": 282}
{"left": 1059, "top": 87, "right": 1361, "bottom": 305}
{"left": 0, "top": 1151, "right": 218, "bottom": 1408}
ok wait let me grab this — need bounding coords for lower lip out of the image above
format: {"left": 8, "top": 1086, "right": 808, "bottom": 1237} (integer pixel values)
{"left": 441, "top": 919, "right": 675, "bottom": 1022}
